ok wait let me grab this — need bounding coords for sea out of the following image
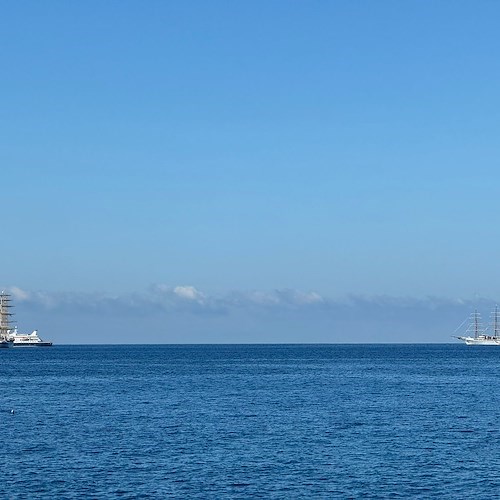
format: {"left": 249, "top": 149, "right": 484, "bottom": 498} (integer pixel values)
{"left": 2, "top": 344, "right": 500, "bottom": 499}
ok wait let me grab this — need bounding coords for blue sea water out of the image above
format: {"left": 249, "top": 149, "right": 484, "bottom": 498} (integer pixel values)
{"left": 2, "top": 344, "right": 500, "bottom": 498}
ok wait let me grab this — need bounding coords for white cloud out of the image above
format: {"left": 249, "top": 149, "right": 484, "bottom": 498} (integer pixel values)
{"left": 9, "top": 286, "right": 31, "bottom": 301}
{"left": 173, "top": 285, "right": 205, "bottom": 302}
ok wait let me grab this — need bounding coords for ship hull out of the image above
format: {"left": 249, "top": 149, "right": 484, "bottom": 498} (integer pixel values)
{"left": 465, "top": 341, "right": 500, "bottom": 345}
{"left": 11, "top": 342, "right": 53, "bottom": 347}
{"left": 458, "top": 336, "right": 500, "bottom": 346}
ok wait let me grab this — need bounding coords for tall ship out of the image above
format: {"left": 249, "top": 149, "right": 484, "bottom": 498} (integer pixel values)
{"left": 455, "top": 307, "right": 500, "bottom": 345}
{"left": 0, "top": 291, "right": 52, "bottom": 347}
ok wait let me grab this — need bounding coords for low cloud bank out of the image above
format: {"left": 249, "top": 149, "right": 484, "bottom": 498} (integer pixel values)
{"left": 6, "top": 285, "right": 326, "bottom": 315}
{"left": 5, "top": 284, "right": 486, "bottom": 318}
{"left": 4, "top": 285, "right": 493, "bottom": 343}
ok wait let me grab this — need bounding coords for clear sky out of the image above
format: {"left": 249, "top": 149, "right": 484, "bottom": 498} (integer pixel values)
{"left": 2, "top": 1, "right": 500, "bottom": 343}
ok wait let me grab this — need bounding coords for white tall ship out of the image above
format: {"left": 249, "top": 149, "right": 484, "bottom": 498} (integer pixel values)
{"left": 455, "top": 307, "right": 500, "bottom": 345}
{"left": 0, "top": 291, "right": 52, "bottom": 347}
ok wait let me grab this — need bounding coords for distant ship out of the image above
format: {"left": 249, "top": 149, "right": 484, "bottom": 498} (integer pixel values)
{"left": 455, "top": 307, "right": 500, "bottom": 345}
{"left": 0, "top": 291, "right": 52, "bottom": 347}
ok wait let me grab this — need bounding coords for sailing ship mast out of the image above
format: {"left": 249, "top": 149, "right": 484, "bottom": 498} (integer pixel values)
{"left": 490, "top": 305, "right": 500, "bottom": 338}
{"left": 0, "top": 291, "right": 14, "bottom": 341}
{"left": 467, "top": 310, "right": 483, "bottom": 339}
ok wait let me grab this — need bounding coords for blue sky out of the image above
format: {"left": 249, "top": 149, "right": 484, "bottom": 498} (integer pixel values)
{"left": 2, "top": 2, "right": 500, "bottom": 343}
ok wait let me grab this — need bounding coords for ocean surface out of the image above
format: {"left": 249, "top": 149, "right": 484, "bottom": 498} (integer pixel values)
{"left": 2, "top": 344, "right": 500, "bottom": 498}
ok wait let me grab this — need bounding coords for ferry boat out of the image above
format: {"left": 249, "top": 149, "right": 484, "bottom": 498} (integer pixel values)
{"left": 454, "top": 308, "right": 500, "bottom": 345}
{"left": 0, "top": 291, "right": 52, "bottom": 347}
{"left": 8, "top": 328, "right": 53, "bottom": 347}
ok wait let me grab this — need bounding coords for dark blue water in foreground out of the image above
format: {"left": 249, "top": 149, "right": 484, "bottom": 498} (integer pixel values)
{"left": 2, "top": 344, "right": 500, "bottom": 498}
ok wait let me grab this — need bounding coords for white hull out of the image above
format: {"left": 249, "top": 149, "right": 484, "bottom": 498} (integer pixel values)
{"left": 457, "top": 336, "right": 500, "bottom": 346}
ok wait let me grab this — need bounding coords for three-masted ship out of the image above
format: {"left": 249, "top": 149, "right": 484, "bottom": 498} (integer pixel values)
{"left": 0, "top": 291, "right": 52, "bottom": 347}
{"left": 455, "top": 307, "right": 500, "bottom": 345}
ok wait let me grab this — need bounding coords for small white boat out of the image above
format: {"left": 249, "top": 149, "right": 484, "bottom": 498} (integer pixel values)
{"left": 455, "top": 307, "right": 500, "bottom": 345}
{"left": 8, "top": 328, "right": 53, "bottom": 347}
